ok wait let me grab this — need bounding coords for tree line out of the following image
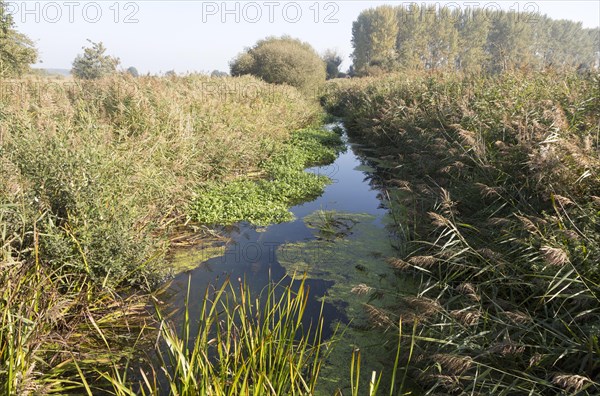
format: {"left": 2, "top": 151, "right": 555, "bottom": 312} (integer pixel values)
{"left": 3, "top": 0, "right": 598, "bottom": 81}
{"left": 351, "top": 4, "right": 600, "bottom": 75}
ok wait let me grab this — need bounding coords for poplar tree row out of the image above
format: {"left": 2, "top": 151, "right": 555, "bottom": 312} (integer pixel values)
{"left": 351, "top": 5, "right": 600, "bottom": 75}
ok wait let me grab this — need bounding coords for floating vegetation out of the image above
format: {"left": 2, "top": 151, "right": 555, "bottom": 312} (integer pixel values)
{"left": 277, "top": 210, "right": 416, "bottom": 395}
{"left": 277, "top": 212, "right": 395, "bottom": 291}
{"left": 168, "top": 242, "right": 227, "bottom": 274}
{"left": 192, "top": 129, "right": 345, "bottom": 226}
{"left": 277, "top": 210, "right": 409, "bottom": 316}
{"left": 304, "top": 210, "right": 368, "bottom": 240}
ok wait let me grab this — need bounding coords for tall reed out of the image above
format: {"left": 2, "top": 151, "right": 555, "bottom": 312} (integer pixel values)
{"left": 0, "top": 204, "right": 151, "bottom": 395}
{"left": 322, "top": 70, "right": 600, "bottom": 394}
{"left": 101, "top": 277, "right": 334, "bottom": 395}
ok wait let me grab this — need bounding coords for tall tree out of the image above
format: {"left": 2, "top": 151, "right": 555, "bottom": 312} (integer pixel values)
{"left": 352, "top": 6, "right": 399, "bottom": 75}
{"left": 0, "top": 0, "right": 37, "bottom": 77}
{"left": 486, "top": 11, "right": 535, "bottom": 72}
{"left": 554, "top": 21, "right": 597, "bottom": 69}
{"left": 426, "top": 6, "right": 458, "bottom": 70}
{"left": 71, "top": 40, "right": 120, "bottom": 79}
{"left": 369, "top": 6, "right": 399, "bottom": 64}
{"left": 589, "top": 28, "right": 600, "bottom": 68}
{"left": 351, "top": 11, "right": 373, "bottom": 72}
{"left": 456, "top": 8, "right": 490, "bottom": 73}
{"left": 396, "top": 4, "right": 429, "bottom": 70}
{"left": 352, "top": 4, "right": 598, "bottom": 75}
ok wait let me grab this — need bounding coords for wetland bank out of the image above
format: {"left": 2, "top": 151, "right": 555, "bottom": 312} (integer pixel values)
{"left": 2, "top": 1, "right": 600, "bottom": 395}
{"left": 0, "top": 74, "right": 411, "bottom": 394}
{"left": 2, "top": 72, "right": 600, "bottom": 395}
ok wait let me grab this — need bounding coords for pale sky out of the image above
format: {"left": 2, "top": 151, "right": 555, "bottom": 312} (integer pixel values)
{"left": 7, "top": 1, "right": 600, "bottom": 74}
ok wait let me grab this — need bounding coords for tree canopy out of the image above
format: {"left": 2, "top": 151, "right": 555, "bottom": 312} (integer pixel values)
{"left": 0, "top": 1, "right": 37, "bottom": 77}
{"left": 211, "top": 70, "right": 229, "bottom": 77}
{"left": 71, "top": 40, "right": 120, "bottom": 80}
{"left": 323, "top": 49, "right": 344, "bottom": 80}
{"left": 230, "top": 36, "right": 326, "bottom": 93}
{"left": 126, "top": 66, "right": 139, "bottom": 77}
{"left": 351, "top": 4, "right": 600, "bottom": 75}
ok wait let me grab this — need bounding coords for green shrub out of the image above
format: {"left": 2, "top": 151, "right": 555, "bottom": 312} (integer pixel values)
{"left": 230, "top": 36, "right": 326, "bottom": 95}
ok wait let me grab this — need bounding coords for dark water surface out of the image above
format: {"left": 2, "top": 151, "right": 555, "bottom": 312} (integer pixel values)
{"left": 162, "top": 124, "right": 390, "bottom": 336}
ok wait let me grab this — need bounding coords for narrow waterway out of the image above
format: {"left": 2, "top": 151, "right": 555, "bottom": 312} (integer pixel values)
{"left": 165, "top": 124, "right": 386, "bottom": 312}
{"left": 162, "top": 122, "right": 409, "bottom": 393}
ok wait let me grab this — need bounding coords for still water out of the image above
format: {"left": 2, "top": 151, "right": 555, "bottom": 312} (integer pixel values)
{"left": 160, "top": 123, "right": 406, "bottom": 393}
{"left": 164, "top": 123, "right": 390, "bottom": 328}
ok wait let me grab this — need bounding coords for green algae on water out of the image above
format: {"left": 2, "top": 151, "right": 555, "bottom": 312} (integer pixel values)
{"left": 191, "top": 128, "right": 345, "bottom": 226}
{"left": 304, "top": 210, "right": 374, "bottom": 241}
{"left": 277, "top": 210, "right": 399, "bottom": 310}
{"left": 277, "top": 210, "right": 416, "bottom": 395}
{"left": 169, "top": 242, "right": 226, "bottom": 274}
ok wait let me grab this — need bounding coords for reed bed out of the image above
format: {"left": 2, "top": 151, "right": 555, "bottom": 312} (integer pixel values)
{"left": 1, "top": 74, "right": 321, "bottom": 286}
{"left": 323, "top": 70, "right": 600, "bottom": 394}
{"left": 1, "top": 74, "right": 322, "bottom": 393}
{"left": 0, "top": 204, "right": 151, "bottom": 394}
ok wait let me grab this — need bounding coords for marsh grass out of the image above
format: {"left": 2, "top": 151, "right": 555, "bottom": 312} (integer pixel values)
{"left": 6, "top": 68, "right": 598, "bottom": 394}
{"left": 323, "top": 70, "right": 600, "bottom": 394}
{"left": 1, "top": 74, "right": 325, "bottom": 393}
{"left": 1, "top": 74, "right": 322, "bottom": 287}
{"left": 100, "top": 277, "right": 334, "bottom": 395}
{"left": 0, "top": 204, "right": 152, "bottom": 395}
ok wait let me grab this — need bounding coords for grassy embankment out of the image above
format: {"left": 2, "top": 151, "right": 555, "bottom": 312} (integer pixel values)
{"left": 322, "top": 70, "right": 600, "bottom": 394}
{"left": 0, "top": 74, "right": 343, "bottom": 393}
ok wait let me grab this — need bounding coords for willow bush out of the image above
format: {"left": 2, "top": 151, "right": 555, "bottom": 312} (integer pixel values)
{"left": 230, "top": 36, "right": 326, "bottom": 95}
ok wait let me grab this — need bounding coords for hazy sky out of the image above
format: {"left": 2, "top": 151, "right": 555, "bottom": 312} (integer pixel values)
{"left": 8, "top": 1, "right": 600, "bottom": 74}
